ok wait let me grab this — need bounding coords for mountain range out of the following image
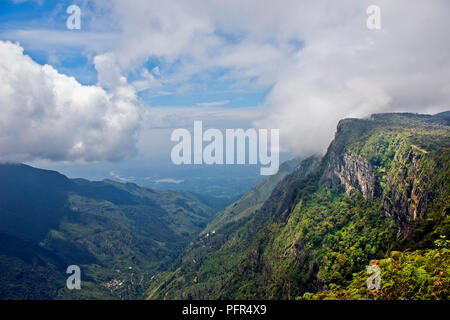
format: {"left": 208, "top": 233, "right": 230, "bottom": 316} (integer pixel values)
{"left": 0, "top": 111, "right": 449, "bottom": 300}
{"left": 147, "top": 111, "right": 449, "bottom": 300}
{"left": 0, "top": 164, "right": 225, "bottom": 299}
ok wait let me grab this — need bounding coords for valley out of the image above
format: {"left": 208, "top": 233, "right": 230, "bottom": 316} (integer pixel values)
{"left": 147, "top": 112, "right": 450, "bottom": 300}
{"left": 1, "top": 112, "right": 448, "bottom": 300}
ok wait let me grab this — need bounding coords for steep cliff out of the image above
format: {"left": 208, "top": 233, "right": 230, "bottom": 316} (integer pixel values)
{"left": 324, "top": 113, "right": 449, "bottom": 238}
{"left": 326, "top": 151, "right": 377, "bottom": 200}
{"left": 382, "top": 143, "right": 433, "bottom": 236}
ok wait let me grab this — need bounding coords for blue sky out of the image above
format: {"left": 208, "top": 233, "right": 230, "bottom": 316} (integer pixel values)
{"left": 0, "top": 1, "right": 98, "bottom": 84}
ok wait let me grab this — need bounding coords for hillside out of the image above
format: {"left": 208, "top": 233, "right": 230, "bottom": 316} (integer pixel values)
{"left": 148, "top": 112, "right": 449, "bottom": 300}
{"left": 301, "top": 244, "right": 449, "bottom": 300}
{"left": 0, "top": 164, "right": 219, "bottom": 299}
{"left": 202, "top": 156, "right": 305, "bottom": 234}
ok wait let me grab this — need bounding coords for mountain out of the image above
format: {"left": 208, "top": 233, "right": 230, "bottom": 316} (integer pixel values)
{"left": 1, "top": 112, "right": 448, "bottom": 300}
{"left": 0, "top": 164, "right": 220, "bottom": 299}
{"left": 148, "top": 112, "right": 449, "bottom": 300}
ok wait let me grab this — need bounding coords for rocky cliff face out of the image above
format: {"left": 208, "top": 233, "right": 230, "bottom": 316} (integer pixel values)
{"left": 382, "top": 146, "right": 433, "bottom": 237}
{"left": 324, "top": 116, "right": 447, "bottom": 237}
{"left": 326, "top": 146, "right": 430, "bottom": 236}
{"left": 326, "top": 151, "right": 377, "bottom": 200}
{"left": 149, "top": 112, "right": 449, "bottom": 300}
{"left": 323, "top": 118, "right": 379, "bottom": 201}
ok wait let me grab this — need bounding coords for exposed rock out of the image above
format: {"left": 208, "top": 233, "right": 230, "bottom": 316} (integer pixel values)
{"left": 326, "top": 151, "right": 377, "bottom": 200}
{"left": 325, "top": 142, "right": 435, "bottom": 237}
{"left": 382, "top": 148, "right": 432, "bottom": 237}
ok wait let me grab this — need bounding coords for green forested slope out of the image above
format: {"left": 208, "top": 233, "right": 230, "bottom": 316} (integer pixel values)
{"left": 203, "top": 157, "right": 304, "bottom": 234}
{"left": 302, "top": 243, "right": 449, "bottom": 300}
{"left": 0, "top": 164, "right": 219, "bottom": 299}
{"left": 149, "top": 112, "right": 449, "bottom": 300}
{"left": 147, "top": 156, "right": 322, "bottom": 299}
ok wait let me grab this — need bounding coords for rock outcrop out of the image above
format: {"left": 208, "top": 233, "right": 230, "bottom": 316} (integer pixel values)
{"left": 382, "top": 146, "right": 433, "bottom": 236}
{"left": 325, "top": 128, "right": 439, "bottom": 237}
{"left": 327, "top": 152, "right": 377, "bottom": 200}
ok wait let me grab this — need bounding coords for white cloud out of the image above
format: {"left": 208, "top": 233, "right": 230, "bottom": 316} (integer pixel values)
{"left": 135, "top": 105, "right": 261, "bottom": 161}
{"left": 92, "top": 0, "right": 450, "bottom": 156}
{"left": 0, "top": 41, "right": 140, "bottom": 162}
{"left": 196, "top": 100, "right": 229, "bottom": 107}
{"left": 109, "top": 170, "right": 135, "bottom": 182}
{"left": 3, "top": 0, "right": 449, "bottom": 161}
{"left": 255, "top": 0, "right": 450, "bottom": 156}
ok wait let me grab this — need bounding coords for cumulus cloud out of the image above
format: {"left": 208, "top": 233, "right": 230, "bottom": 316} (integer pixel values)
{"left": 0, "top": 41, "right": 140, "bottom": 162}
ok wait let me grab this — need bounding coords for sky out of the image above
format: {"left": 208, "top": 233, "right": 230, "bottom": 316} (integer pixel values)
{"left": 0, "top": 0, "right": 449, "bottom": 182}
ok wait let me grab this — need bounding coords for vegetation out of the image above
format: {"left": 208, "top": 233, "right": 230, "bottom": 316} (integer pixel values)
{"left": 0, "top": 164, "right": 220, "bottom": 299}
{"left": 1, "top": 112, "right": 448, "bottom": 300}
{"left": 203, "top": 157, "right": 303, "bottom": 234}
{"left": 148, "top": 112, "right": 449, "bottom": 300}
{"left": 301, "top": 242, "right": 449, "bottom": 300}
